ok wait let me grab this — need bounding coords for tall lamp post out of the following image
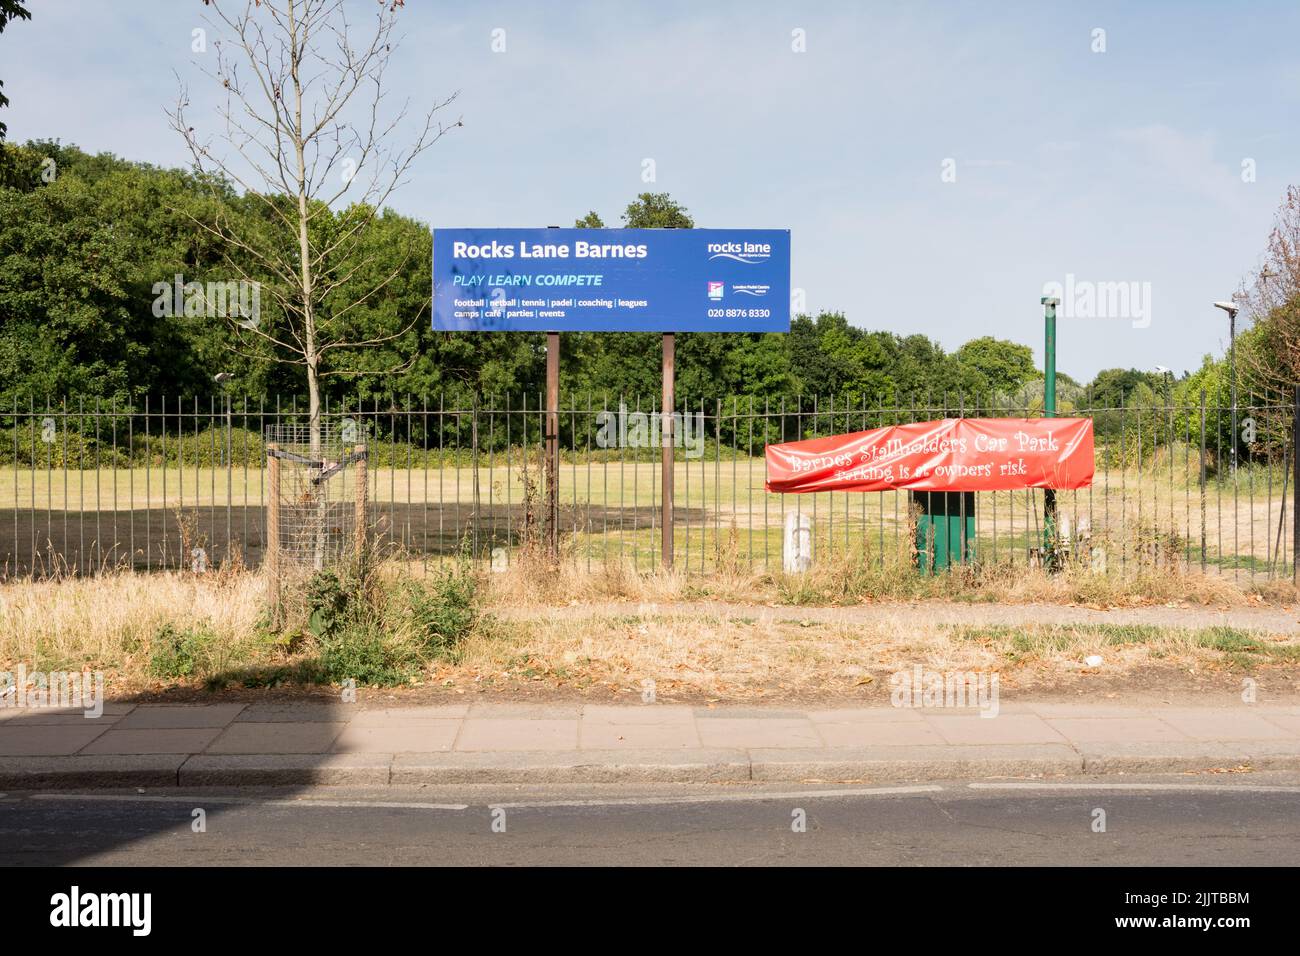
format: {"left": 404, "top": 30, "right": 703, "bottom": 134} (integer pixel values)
{"left": 1041, "top": 296, "right": 1059, "bottom": 565}
{"left": 1213, "top": 300, "right": 1239, "bottom": 474}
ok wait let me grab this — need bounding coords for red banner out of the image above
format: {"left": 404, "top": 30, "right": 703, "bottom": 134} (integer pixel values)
{"left": 765, "top": 417, "right": 1094, "bottom": 494}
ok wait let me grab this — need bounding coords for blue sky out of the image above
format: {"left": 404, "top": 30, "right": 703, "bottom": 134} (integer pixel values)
{"left": 4, "top": 0, "right": 1297, "bottom": 379}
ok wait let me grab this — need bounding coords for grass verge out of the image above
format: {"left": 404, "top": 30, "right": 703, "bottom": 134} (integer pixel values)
{"left": 2, "top": 559, "right": 1297, "bottom": 701}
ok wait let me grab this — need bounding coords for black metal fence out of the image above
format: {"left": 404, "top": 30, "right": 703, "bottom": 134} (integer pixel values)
{"left": 1, "top": 391, "right": 1295, "bottom": 581}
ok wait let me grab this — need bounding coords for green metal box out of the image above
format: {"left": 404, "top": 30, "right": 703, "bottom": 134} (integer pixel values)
{"left": 911, "top": 491, "right": 975, "bottom": 574}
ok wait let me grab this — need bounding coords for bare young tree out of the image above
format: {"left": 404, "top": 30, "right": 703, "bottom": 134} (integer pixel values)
{"left": 171, "top": 0, "right": 459, "bottom": 443}
{"left": 1239, "top": 186, "right": 1300, "bottom": 398}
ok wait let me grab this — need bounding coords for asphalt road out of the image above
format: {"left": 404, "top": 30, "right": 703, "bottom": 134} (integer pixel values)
{"left": 3, "top": 775, "right": 1300, "bottom": 866}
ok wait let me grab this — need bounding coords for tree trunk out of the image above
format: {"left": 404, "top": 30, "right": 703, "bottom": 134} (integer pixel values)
{"left": 289, "top": 0, "right": 325, "bottom": 569}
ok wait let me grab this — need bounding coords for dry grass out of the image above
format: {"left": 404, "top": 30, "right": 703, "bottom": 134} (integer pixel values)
{"left": 0, "top": 568, "right": 264, "bottom": 679}
{"left": 478, "top": 549, "right": 1292, "bottom": 610}
{"left": 2, "top": 555, "right": 1297, "bottom": 700}
{"left": 451, "top": 610, "right": 1300, "bottom": 700}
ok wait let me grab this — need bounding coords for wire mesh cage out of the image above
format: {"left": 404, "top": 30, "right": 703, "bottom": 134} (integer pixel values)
{"left": 264, "top": 420, "right": 368, "bottom": 572}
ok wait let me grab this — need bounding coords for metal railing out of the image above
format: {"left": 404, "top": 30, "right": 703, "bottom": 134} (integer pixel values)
{"left": 1, "top": 391, "right": 1295, "bottom": 581}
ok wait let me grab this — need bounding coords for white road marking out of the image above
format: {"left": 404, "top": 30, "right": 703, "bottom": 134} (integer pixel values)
{"left": 30, "top": 793, "right": 469, "bottom": 811}
{"left": 968, "top": 782, "right": 1300, "bottom": 793}
{"left": 489, "top": 785, "right": 945, "bottom": 809}
{"left": 27, "top": 785, "right": 944, "bottom": 811}
{"left": 28, "top": 780, "right": 1298, "bottom": 812}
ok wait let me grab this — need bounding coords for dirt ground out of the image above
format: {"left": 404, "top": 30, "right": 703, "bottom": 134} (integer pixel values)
{"left": 118, "top": 662, "right": 1300, "bottom": 708}
{"left": 117, "top": 598, "right": 1300, "bottom": 708}
{"left": 492, "top": 598, "right": 1300, "bottom": 633}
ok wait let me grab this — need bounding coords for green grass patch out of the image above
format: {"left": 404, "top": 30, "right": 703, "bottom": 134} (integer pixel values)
{"left": 951, "top": 621, "right": 1298, "bottom": 669}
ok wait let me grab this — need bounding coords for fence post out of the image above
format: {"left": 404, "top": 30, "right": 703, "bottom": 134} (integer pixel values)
{"left": 1200, "top": 390, "right": 1207, "bottom": 572}
{"left": 266, "top": 442, "right": 280, "bottom": 620}
{"left": 1293, "top": 385, "right": 1298, "bottom": 587}
{"left": 545, "top": 335, "right": 560, "bottom": 562}
{"left": 355, "top": 443, "right": 368, "bottom": 562}
{"left": 661, "top": 333, "right": 675, "bottom": 569}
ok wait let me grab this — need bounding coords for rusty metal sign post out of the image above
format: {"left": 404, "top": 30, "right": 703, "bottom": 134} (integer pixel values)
{"left": 661, "top": 332, "right": 675, "bottom": 569}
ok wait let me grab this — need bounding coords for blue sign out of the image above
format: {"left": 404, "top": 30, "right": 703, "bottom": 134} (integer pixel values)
{"left": 432, "top": 228, "right": 790, "bottom": 332}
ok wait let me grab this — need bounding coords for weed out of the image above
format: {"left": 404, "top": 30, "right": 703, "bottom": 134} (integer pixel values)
{"left": 401, "top": 562, "right": 479, "bottom": 660}
{"left": 148, "top": 624, "right": 216, "bottom": 679}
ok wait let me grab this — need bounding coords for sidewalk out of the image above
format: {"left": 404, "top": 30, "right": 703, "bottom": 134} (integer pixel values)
{"left": 4, "top": 700, "right": 1300, "bottom": 788}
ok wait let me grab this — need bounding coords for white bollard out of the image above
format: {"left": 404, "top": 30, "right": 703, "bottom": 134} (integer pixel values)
{"left": 783, "top": 511, "right": 813, "bottom": 573}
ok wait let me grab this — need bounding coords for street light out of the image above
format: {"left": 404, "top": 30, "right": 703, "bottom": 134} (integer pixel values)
{"left": 1154, "top": 365, "right": 1172, "bottom": 406}
{"left": 1213, "top": 300, "right": 1239, "bottom": 474}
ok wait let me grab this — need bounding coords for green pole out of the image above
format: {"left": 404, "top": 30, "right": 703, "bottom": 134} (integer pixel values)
{"left": 1041, "top": 296, "right": 1059, "bottom": 567}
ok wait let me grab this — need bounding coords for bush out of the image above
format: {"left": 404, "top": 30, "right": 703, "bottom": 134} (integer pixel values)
{"left": 402, "top": 563, "right": 479, "bottom": 659}
{"left": 148, "top": 624, "right": 217, "bottom": 679}
{"left": 296, "top": 559, "right": 481, "bottom": 686}
{"left": 304, "top": 568, "right": 351, "bottom": 642}
{"left": 314, "top": 619, "right": 419, "bottom": 686}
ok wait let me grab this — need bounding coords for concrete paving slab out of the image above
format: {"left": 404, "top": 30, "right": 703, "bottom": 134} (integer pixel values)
{"left": 696, "top": 717, "right": 822, "bottom": 749}
{"left": 924, "top": 713, "right": 1068, "bottom": 745}
{"left": 455, "top": 718, "right": 578, "bottom": 752}
{"left": 350, "top": 705, "right": 470, "bottom": 723}
{"left": 207, "top": 721, "right": 347, "bottom": 754}
{"left": 332, "top": 721, "right": 460, "bottom": 753}
{"left": 114, "top": 704, "right": 246, "bottom": 729}
{"left": 1161, "top": 712, "right": 1298, "bottom": 741}
{"left": 579, "top": 722, "right": 702, "bottom": 750}
{"left": 814, "top": 720, "right": 948, "bottom": 748}
{"left": 1022, "top": 703, "right": 1163, "bottom": 719}
{"left": 695, "top": 706, "right": 809, "bottom": 719}
{"left": 1043, "top": 717, "right": 1189, "bottom": 743}
{"left": 0, "top": 724, "right": 111, "bottom": 756}
{"left": 81, "top": 728, "right": 223, "bottom": 755}
{"left": 234, "top": 703, "right": 344, "bottom": 722}
{"left": 804, "top": 707, "right": 926, "bottom": 724}
{"left": 0, "top": 711, "right": 122, "bottom": 726}
{"left": 581, "top": 704, "right": 695, "bottom": 724}
{"left": 1261, "top": 713, "right": 1300, "bottom": 735}
{"left": 467, "top": 703, "right": 583, "bottom": 719}
{"left": 0, "top": 703, "right": 133, "bottom": 721}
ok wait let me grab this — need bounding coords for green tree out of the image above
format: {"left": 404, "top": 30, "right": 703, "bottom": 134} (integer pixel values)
{"left": 954, "top": 336, "right": 1038, "bottom": 396}
{"left": 0, "top": 0, "right": 31, "bottom": 141}
{"left": 0, "top": 140, "right": 251, "bottom": 402}
{"left": 565, "top": 193, "right": 696, "bottom": 400}
{"left": 1084, "top": 368, "right": 1163, "bottom": 407}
